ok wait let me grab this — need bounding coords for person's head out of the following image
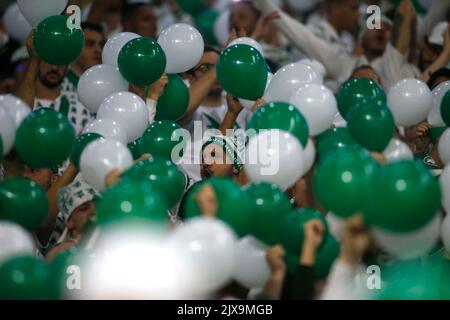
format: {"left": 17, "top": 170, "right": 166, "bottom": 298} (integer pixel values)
{"left": 66, "top": 200, "right": 96, "bottom": 240}
{"left": 427, "top": 68, "right": 450, "bottom": 89}
{"left": 229, "top": 0, "right": 261, "bottom": 36}
{"left": 362, "top": 19, "right": 392, "bottom": 59}
{"left": 38, "top": 63, "right": 68, "bottom": 89}
{"left": 22, "top": 165, "right": 58, "bottom": 191}
{"left": 420, "top": 22, "right": 447, "bottom": 71}
{"left": 187, "top": 46, "right": 222, "bottom": 98}
{"left": 350, "top": 65, "right": 382, "bottom": 86}
{"left": 325, "top": 0, "right": 361, "bottom": 34}
{"left": 122, "top": 2, "right": 158, "bottom": 39}
{"left": 71, "top": 23, "right": 105, "bottom": 74}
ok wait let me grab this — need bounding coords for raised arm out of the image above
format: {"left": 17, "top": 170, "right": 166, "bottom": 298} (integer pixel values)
{"left": 15, "top": 33, "right": 39, "bottom": 109}
{"left": 421, "top": 24, "right": 450, "bottom": 83}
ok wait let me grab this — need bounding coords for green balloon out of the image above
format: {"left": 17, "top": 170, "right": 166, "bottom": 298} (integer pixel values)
{"left": 429, "top": 126, "right": 447, "bottom": 144}
{"left": 96, "top": 179, "right": 169, "bottom": 226}
{"left": 195, "top": 10, "right": 219, "bottom": 44}
{"left": 155, "top": 74, "right": 190, "bottom": 121}
{"left": 127, "top": 139, "right": 142, "bottom": 160}
{"left": 441, "top": 90, "right": 450, "bottom": 127}
{"left": 314, "top": 234, "right": 340, "bottom": 279}
{"left": 176, "top": 0, "right": 208, "bottom": 15}
{"left": 364, "top": 160, "right": 441, "bottom": 232}
{"left": 243, "top": 182, "right": 292, "bottom": 245}
{"left": 347, "top": 97, "right": 395, "bottom": 152}
{"left": 118, "top": 37, "right": 166, "bottom": 86}
{"left": 0, "top": 255, "right": 59, "bottom": 300}
{"left": 248, "top": 102, "right": 309, "bottom": 147}
{"left": 281, "top": 208, "right": 328, "bottom": 256}
{"left": 316, "top": 127, "right": 360, "bottom": 159}
{"left": 336, "top": 78, "right": 386, "bottom": 120}
{"left": 70, "top": 133, "right": 102, "bottom": 169}
{"left": 140, "top": 120, "right": 186, "bottom": 160}
{"left": 122, "top": 157, "right": 186, "bottom": 208}
{"left": 15, "top": 108, "right": 75, "bottom": 169}
{"left": 0, "top": 178, "right": 48, "bottom": 230}
{"left": 216, "top": 44, "right": 268, "bottom": 100}
{"left": 33, "top": 15, "right": 84, "bottom": 66}
{"left": 314, "top": 148, "right": 378, "bottom": 218}
{"left": 184, "top": 178, "right": 251, "bottom": 237}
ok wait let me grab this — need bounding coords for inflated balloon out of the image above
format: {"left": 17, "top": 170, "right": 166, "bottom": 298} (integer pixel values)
{"left": 140, "top": 120, "right": 186, "bottom": 161}
{"left": 430, "top": 126, "right": 447, "bottom": 144}
{"left": 170, "top": 218, "right": 237, "bottom": 295}
{"left": 243, "top": 182, "right": 292, "bottom": 245}
{"left": 347, "top": 98, "right": 395, "bottom": 152}
{"left": 0, "top": 178, "right": 48, "bottom": 230}
{"left": 155, "top": 74, "right": 190, "bottom": 121}
{"left": 387, "top": 78, "right": 432, "bottom": 126}
{"left": 127, "top": 139, "right": 142, "bottom": 160}
{"left": 0, "top": 108, "right": 16, "bottom": 156}
{"left": 79, "top": 139, "right": 133, "bottom": 191}
{"left": 3, "top": 3, "right": 32, "bottom": 43}
{"left": 428, "top": 81, "right": 450, "bottom": 126}
{"left": 232, "top": 236, "right": 270, "bottom": 289}
{"left": 102, "top": 32, "right": 140, "bottom": 66}
{"left": 440, "top": 165, "right": 450, "bottom": 213}
{"left": 439, "top": 128, "right": 450, "bottom": 165}
{"left": 96, "top": 179, "right": 169, "bottom": 226}
{"left": 15, "top": 108, "right": 75, "bottom": 168}
{"left": 248, "top": 102, "right": 309, "bottom": 147}
{"left": 227, "top": 37, "right": 264, "bottom": 57}
{"left": 0, "top": 222, "right": 35, "bottom": 264}
{"left": 183, "top": 178, "right": 251, "bottom": 237}
{"left": 244, "top": 130, "right": 305, "bottom": 191}
{"left": 302, "top": 139, "right": 316, "bottom": 175}
{"left": 176, "top": 0, "right": 208, "bottom": 15}
{"left": 194, "top": 10, "right": 219, "bottom": 45}
{"left": 336, "top": 78, "right": 386, "bottom": 120}
{"left": 314, "top": 234, "right": 340, "bottom": 279}
{"left": 70, "top": 133, "right": 103, "bottom": 169}
{"left": 83, "top": 118, "right": 127, "bottom": 145}
{"left": 0, "top": 94, "right": 31, "bottom": 127}
{"left": 157, "top": 23, "right": 204, "bottom": 74}
{"left": 77, "top": 65, "right": 129, "bottom": 113}
{"left": 33, "top": 15, "right": 84, "bottom": 65}
{"left": 265, "top": 62, "right": 322, "bottom": 103}
{"left": 383, "top": 139, "right": 413, "bottom": 163}
{"left": 326, "top": 212, "right": 345, "bottom": 241}
{"left": 97, "top": 92, "right": 149, "bottom": 143}
{"left": 442, "top": 213, "right": 450, "bottom": 253}
{"left": 441, "top": 90, "right": 450, "bottom": 126}
{"left": 373, "top": 213, "right": 441, "bottom": 260}
{"left": 122, "top": 157, "right": 186, "bottom": 208}
{"left": 216, "top": 44, "right": 268, "bottom": 100}
{"left": 17, "top": 0, "right": 68, "bottom": 28}
{"left": 297, "top": 58, "right": 326, "bottom": 79}
{"left": 0, "top": 255, "right": 58, "bottom": 300}
{"left": 290, "top": 83, "right": 337, "bottom": 136}
{"left": 214, "top": 9, "right": 230, "bottom": 46}
{"left": 239, "top": 72, "right": 273, "bottom": 110}
{"left": 316, "top": 127, "right": 359, "bottom": 158}
{"left": 118, "top": 37, "right": 166, "bottom": 86}
{"left": 364, "top": 160, "right": 441, "bottom": 232}
{"left": 314, "top": 148, "right": 378, "bottom": 218}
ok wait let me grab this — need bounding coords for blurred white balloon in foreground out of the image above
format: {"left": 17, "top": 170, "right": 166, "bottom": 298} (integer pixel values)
{"left": 427, "top": 81, "right": 450, "bottom": 126}
{"left": 383, "top": 139, "right": 413, "bottom": 163}
{"left": 302, "top": 138, "right": 316, "bottom": 175}
{"left": 0, "top": 222, "right": 35, "bottom": 264}
{"left": 3, "top": 3, "right": 32, "bottom": 43}
{"left": 0, "top": 95, "right": 31, "bottom": 128}
{"left": 17, "top": 0, "right": 68, "bottom": 28}
{"left": 83, "top": 118, "right": 128, "bottom": 144}
{"left": 0, "top": 108, "right": 16, "bottom": 155}
{"left": 440, "top": 165, "right": 450, "bottom": 213}
{"left": 438, "top": 128, "right": 450, "bottom": 165}
{"left": 441, "top": 214, "right": 450, "bottom": 254}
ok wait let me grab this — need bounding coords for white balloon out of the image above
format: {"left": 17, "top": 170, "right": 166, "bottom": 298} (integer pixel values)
{"left": 239, "top": 73, "right": 273, "bottom": 110}
{"left": 0, "top": 94, "right": 31, "bottom": 127}
{"left": 97, "top": 92, "right": 149, "bottom": 143}
{"left": 326, "top": 212, "right": 345, "bottom": 242}
{"left": 438, "top": 128, "right": 450, "bottom": 165}
{"left": 77, "top": 65, "right": 129, "bottom": 113}
{"left": 83, "top": 118, "right": 128, "bottom": 144}
{"left": 3, "top": 3, "right": 32, "bottom": 43}
{"left": 387, "top": 78, "right": 432, "bottom": 126}
{"left": 297, "top": 58, "right": 326, "bottom": 79}
{"left": 0, "top": 108, "right": 16, "bottom": 155}
{"left": 244, "top": 129, "right": 305, "bottom": 190}
{"left": 440, "top": 165, "right": 450, "bottom": 213}
{"left": 0, "top": 222, "right": 35, "bottom": 264}
{"left": 290, "top": 83, "right": 337, "bottom": 136}
{"left": 265, "top": 62, "right": 322, "bottom": 103}
{"left": 214, "top": 10, "right": 230, "bottom": 47}
{"left": 227, "top": 37, "right": 264, "bottom": 57}
{"left": 158, "top": 23, "right": 204, "bottom": 74}
{"left": 441, "top": 214, "right": 450, "bottom": 254}
{"left": 372, "top": 213, "right": 442, "bottom": 260}
{"left": 427, "top": 81, "right": 450, "bottom": 127}
{"left": 383, "top": 139, "right": 413, "bottom": 163}
{"left": 80, "top": 138, "right": 133, "bottom": 191}
{"left": 170, "top": 218, "right": 237, "bottom": 295}
{"left": 302, "top": 138, "right": 316, "bottom": 175}
{"left": 102, "top": 32, "right": 140, "bottom": 66}
{"left": 232, "top": 236, "right": 270, "bottom": 289}
{"left": 17, "top": 0, "right": 68, "bottom": 28}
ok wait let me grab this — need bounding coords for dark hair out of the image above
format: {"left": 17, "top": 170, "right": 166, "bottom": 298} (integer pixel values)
{"left": 80, "top": 22, "right": 104, "bottom": 34}
{"left": 122, "top": 2, "right": 150, "bottom": 21}
{"left": 427, "top": 68, "right": 450, "bottom": 89}
{"left": 230, "top": 0, "right": 262, "bottom": 19}
{"left": 186, "top": 46, "right": 221, "bottom": 75}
